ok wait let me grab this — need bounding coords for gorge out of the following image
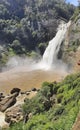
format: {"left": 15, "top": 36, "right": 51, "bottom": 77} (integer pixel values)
{"left": 0, "top": 0, "right": 80, "bottom": 130}
{"left": 0, "top": 21, "right": 71, "bottom": 94}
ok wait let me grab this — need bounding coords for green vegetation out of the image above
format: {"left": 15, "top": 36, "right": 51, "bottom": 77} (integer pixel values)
{"left": 0, "top": 0, "right": 76, "bottom": 70}
{"left": 71, "top": 8, "right": 80, "bottom": 22}
{"left": 0, "top": 0, "right": 75, "bottom": 55}
{"left": 67, "top": 39, "right": 80, "bottom": 52}
{"left": 6, "top": 73, "right": 80, "bottom": 130}
{"left": 66, "top": 7, "right": 80, "bottom": 53}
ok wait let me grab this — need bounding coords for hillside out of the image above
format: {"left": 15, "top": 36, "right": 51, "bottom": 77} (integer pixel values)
{"left": 62, "top": 8, "right": 80, "bottom": 72}
{"left": 3, "top": 7, "right": 80, "bottom": 130}
{"left": 4, "top": 73, "right": 80, "bottom": 130}
{"left": 0, "top": 0, "right": 75, "bottom": 69}
{"left": 0, "top": 1, "right": 80, "bottom": 130}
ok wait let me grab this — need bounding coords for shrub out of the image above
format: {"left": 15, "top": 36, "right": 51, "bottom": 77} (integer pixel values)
{"left": 57, "top": 94, "right": 63, "bottom": 103}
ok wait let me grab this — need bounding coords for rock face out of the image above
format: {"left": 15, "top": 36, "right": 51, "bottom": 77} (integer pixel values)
{"left": 0, "top": 112, "right": 9, "bottom": 128}
{"left": 5, "top": 105, "right": 23, "bottom": 124}
{"left": 61, "top": 10, "right": 80, "bottom": 71}
{"left": 69, "top": 14, "right": 80, "bottom": 45}
{"left": 0, "top": 93, "right": 17, "bottom": 112}
{"left": 0, "top": 87, "right": 38, "bottom": 127}
{"left": 4, "top": 90, "right": 38, "bottom": 124}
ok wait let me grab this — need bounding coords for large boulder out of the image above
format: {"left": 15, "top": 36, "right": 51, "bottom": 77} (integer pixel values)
{"left": 31, "top": 88, "right": 37, "bottom": 92}
{"left": 0, "top": 93, "right": 5, "bottom": 101}
{"left": 0, "top": 93, "right": 17, "bottom": 112}
{"left": 10, "top": 88, "right": 21, "bottom": 95}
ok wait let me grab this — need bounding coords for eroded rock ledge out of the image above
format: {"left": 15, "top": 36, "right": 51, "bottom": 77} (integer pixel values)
{"left": 0, "top": 87, "right": 38, "bottom": 128}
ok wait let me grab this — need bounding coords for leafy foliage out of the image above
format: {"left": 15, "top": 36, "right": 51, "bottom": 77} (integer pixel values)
{"left": 0, "top": 0, "right": 75, "bottom": 54}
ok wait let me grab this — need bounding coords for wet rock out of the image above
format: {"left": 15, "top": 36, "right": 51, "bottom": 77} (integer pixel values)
{"left": 10, "top": 88, "right": 21, "bottom": 95}
{"left": 21, "top": 91, "right": 26, "bottom": 95}
{"left": 0, "top": 93, "right": 5, "bottom": 101}
{"left": 31, "top": 88, "right": 37, "bottom": 91}
{"left": 0, "top": 93, "right": 3, "bottom": 97}
{"left": 26, "top": 92, "right": 30, "bottom": 95}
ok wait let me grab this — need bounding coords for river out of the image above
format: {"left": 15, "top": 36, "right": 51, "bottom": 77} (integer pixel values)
{"left": 0, "top": 65, "right": 67, "bottom": 94}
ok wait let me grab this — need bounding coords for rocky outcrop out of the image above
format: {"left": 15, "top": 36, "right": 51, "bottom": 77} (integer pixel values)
{"left": 0, "top": 93, "right": 18, "bottom": 112}
{"left": 5, "top": 105, "right": 23, "bottom": 124}
{"left": 10, "top": 88, "right": 21, "bottom": 95}
{"left": 0, "top": 88, "right": 38, "bottom": 127}
{"left": 0, "top": 112, "right": 9, "bottom": 128}
{"left": 61, "top": 10, "right": 80, "bottom": 72}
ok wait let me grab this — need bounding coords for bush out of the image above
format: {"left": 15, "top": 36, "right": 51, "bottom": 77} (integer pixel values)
{"left": 57, "top": 94, "right": 63, "bottom": 103}
{"left": 24, "top": 114, "right": 54, "bottom": 130}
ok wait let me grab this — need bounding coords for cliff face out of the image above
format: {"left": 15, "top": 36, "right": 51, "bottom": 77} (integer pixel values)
{"left": 62, "top": 8, "right": 80, "bottom": 72}
{"left": 69, "top": 11, "right": 80, "bottom": 49}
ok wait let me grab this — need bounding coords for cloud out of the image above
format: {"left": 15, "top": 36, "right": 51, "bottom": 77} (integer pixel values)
{"left": 66, "top": 0, "right": 78, "bottom": 6}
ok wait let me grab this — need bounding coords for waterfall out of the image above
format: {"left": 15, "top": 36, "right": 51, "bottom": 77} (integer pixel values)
{"left": 41, "top": 21, "right": 71, "bottom": 70}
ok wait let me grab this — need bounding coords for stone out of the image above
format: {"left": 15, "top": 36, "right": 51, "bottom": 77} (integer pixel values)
{"left": 5, "top": 105, "right": 23, "bottom": 124}
{"left": 21, "top": 91, "right": 26, "bottom": 95}
{"left": 0, "top": 93, "right": 5, "bottom": 101}
{"left": 31, "top": 88, "right": 37, "bottom": 91}
{"left": 0, "top": 112, "right": 9, "bottom": 129}
{"left": 0, "top": 93, "right": 17, "bottom": 112}
{"left": 10, "top": 88, "right": 21, "bottom": 95}
{"left": 26, "top": 92, "right": 30, "bottom": 95}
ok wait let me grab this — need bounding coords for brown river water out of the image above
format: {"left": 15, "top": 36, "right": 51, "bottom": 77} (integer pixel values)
{"left": 0, "top": 64, "right": 68, "bottom": 94}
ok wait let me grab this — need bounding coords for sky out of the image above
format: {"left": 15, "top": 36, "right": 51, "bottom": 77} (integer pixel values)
{"left": 66, "top": 0, "right": 78, "bottom": 6}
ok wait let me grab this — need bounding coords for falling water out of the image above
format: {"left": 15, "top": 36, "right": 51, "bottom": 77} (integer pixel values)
{"left": 0, "top": 22, "right": 71, "bottom": 94}
{"left": 42, "top": 21, "right": 71, "bottom": 70}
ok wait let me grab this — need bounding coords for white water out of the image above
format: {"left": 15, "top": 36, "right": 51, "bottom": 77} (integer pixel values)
{"left": 1, "top": 21, "right": 71, "bottom": 73}
{"left": 40, "top": 21, "right": 71, "bottom": 70}
{"left": 0, "top": 21, "right": 72, "bottom": 128}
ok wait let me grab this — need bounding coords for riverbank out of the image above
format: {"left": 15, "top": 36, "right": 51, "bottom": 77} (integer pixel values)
{"left": 0, "top": 87, "right": 38, "bottom": 128}
{"left": 0, "top": 67, "right": 68, "bottom": 94}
